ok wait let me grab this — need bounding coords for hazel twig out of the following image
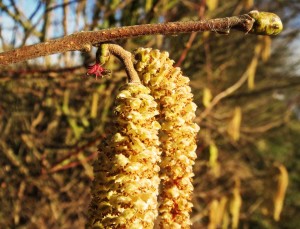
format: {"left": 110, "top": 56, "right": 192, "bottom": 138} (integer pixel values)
{"left": 105, "top": 44, "right": 140, "bottom": 83}
{"left": 86, "top": 43, "right": 140, "bottom": 82}
{"left": 0, "top": 11, "right": 283, "bottom": 65}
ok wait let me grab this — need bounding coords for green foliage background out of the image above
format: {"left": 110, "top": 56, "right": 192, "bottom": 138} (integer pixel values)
{"left": 0, "top": 0, "right": 300, "bottom": 228}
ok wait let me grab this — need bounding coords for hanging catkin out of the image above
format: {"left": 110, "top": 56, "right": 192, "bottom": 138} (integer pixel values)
{"left": 87, "top": 83, "right": 161, "bottom": 229}
{"left": 134, "top": 48, "right": 200, "bottom": 228}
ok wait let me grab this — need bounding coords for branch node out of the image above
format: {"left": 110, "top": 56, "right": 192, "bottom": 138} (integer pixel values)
{"left": 81, "top": 44, "right": 92, "bottom": 52}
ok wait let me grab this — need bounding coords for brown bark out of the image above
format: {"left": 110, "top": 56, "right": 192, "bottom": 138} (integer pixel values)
{"left": 0, "top": 13, "right": 255, "bottom": 65}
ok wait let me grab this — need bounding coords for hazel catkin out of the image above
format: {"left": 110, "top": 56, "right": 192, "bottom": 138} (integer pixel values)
{"left": 87, "top": 83, "right": 161, "bottom": 229}
{"left": 134, "top": 48, "right": 200, "bottom": 228}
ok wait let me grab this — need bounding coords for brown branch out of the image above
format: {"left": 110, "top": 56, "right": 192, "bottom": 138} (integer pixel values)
{"left": 241, "top": 109, "right": 291, "bottom": 134}
{"left": 175, "top": 0, "right": 206, "bottom": 67}
{"left": 241, "top": 119, "right": 286, "bottom": 134}
{"left": 0, "top": 140, "right": 30, "bottom": 176}
{"left": 0, "top": 12, "right": 255, "bottom": 65}
{"left": 227, "top": 80, "right": 300, "bottom": 99}
{"left": 175, "top": 32, "right": 198, "bottom": 67}
{"left": 63, "top": 0, "right": 68, "bottom": 36}
{"left": 48, "top": 151, "right": 97, "bottom": 175}
{"left": 0, "top": 10, "right": 283, "bottom": 66}
{"left": 197, "top": 65, "right": 251, "bottom": 123}
{"left": 197, "top": 42, "right": 263, "bottom": 122}
{"left": 41, "top": 0, "right": 53, "bottom": 42}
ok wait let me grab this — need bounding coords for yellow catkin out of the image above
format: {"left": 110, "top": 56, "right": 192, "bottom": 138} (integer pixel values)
{"left": 87, "top": 83, "right": 161, "bottom": 229}
{"left": 134, "top": 48, "right": 200, "bottom": 228}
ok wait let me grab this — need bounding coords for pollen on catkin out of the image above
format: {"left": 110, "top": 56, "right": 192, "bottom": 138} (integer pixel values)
{"left": 87, "top": 83, "right": 161, "bottom": 229}
{"left": 134, "top": 48, "right": 200, "bottom": 229}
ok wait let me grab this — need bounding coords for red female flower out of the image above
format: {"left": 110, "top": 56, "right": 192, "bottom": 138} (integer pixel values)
{"left": 86, "top": 63, "right": 107, "bottom": 79}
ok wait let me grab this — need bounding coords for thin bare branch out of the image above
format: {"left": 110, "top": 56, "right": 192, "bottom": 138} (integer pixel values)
{"left": 175, "top": 0, "right": 206, "bottom": 67}
{"left": 0, "top": 11, "right": 283, "bottom": 65}
{"left": 41, "top": 0, "right": 53, "bottom": 42}
{"left": 197, "top": 65, "right": 251, "bottom": 122}
{"left": 0, "top": 0, "right": 42, "bottom": 38}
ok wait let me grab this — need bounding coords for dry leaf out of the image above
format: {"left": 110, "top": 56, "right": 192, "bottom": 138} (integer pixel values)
{"left": 207, "top": 0, "right": 219, "bottom": 11}
{"left": 261, "top": 36, "right": 272, "bottom": 62}
{"left": 90, "top": 92, "right": 99, "bottom": 118}
{"left": 203, "top": 87, "right": 212, "bottom": 107}
{"left": 229, "top": 179, "right": 242, "bottom": 229}
{"left": 273, "top": 164, "right": 289, "bottom": 221}
{"left": 209, "top": 142, "right": 220, "bottom": 176}
{"left": 247, "top": 43, "right": 262, "bottom": 90}
{"left": 208, "top": 197, "right": 228, "bottom": 229}
{"left": 243, "top": 0, "right": 253, "bottom": 9}
{"left": 227, "top": 107, "right": 242, "bottom": 141}
{"left": 218, "top": 196, "right": 228, "bottom": 227}
{"left": 208, "top": 199, "right": 219, "bottom": 229}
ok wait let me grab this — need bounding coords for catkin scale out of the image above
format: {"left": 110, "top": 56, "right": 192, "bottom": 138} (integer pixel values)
{"left": 134, "top": 48, "right": 200, "bottom": 228}
{"left": 87, "top": 83, "right": 161, "bottom": 229}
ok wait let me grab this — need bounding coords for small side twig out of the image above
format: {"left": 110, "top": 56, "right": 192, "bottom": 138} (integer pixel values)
{"left": 105, "top": 44, "right": 140, "bottom": 83}
{"left": 86, "top": 43, "right": 140, "bottom": 83}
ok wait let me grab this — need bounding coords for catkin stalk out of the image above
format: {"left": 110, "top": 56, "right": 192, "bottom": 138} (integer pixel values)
{"left": 134, "top": 48, "right": 200, "bottom": 228}
{"left": 87, "top": 83, "right": 161, "bottom": 229}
